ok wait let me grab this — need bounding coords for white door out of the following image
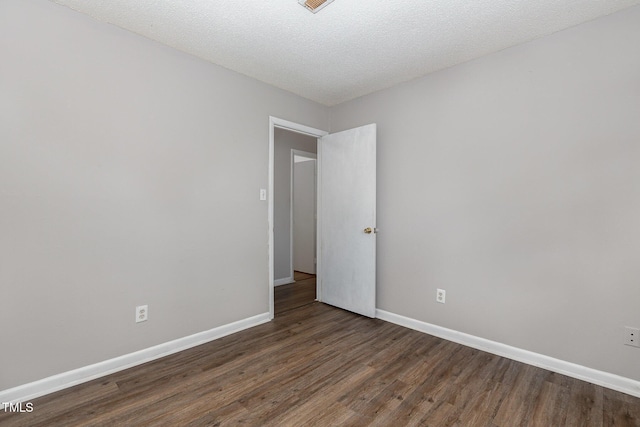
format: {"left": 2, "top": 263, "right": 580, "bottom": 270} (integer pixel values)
{"left": 318, "top": 124, "right": 376, "bottom": 318}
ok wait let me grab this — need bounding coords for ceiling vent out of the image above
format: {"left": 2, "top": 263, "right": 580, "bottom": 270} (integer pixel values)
{"left": 299, "top": 0, "right": 335, "bottom": 13}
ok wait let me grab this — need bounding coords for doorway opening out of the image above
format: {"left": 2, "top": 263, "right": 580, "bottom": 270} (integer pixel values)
{"left": 268, "top": 117, "right": 327, "bottom": 319}
{"left": 274, "top": 150, "right": 317, "bottom": 315}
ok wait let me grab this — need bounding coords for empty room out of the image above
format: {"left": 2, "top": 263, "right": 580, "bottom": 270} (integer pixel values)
{"left": 1, "top": 0, "right": 640, "bottom": 425}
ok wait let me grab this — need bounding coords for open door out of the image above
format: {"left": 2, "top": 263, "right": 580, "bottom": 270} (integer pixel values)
{"left": 318, "top": 124, "right": 376, "bottom": 318}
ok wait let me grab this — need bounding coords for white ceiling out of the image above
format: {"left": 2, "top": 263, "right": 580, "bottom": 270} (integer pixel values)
{"left": 52, "top": 0, "right": 640, "bottom": 106}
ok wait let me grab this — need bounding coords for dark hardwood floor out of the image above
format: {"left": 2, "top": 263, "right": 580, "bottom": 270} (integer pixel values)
{"left": 2, "top": 300, "right": 639, "bottom": 426}
{"left": 274, "top": 271, "right": 316, "bottom": 316}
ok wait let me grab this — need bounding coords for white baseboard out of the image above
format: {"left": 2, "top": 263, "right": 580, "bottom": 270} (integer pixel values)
{"left": 274, "top": 277, "right": 294, "bottom": 286}
{"left": 376, "top": 309, "right": 640, "bottom": 398}
{"left": 0, "top": 312, "right": 270, "bottom": 404}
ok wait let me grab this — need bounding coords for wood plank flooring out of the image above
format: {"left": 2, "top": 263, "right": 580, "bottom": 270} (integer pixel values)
{"left": 1, "top": 302, "right": 639, "bottom": 426}
{"left": 274, "top": 271, "right": 316, "bottom": 315}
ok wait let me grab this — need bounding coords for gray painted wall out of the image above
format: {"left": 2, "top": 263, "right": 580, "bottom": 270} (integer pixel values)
{"left": 273, "top": 129, "right": 317, "bottom": 282}
{"left": 0, "top": 0, "right": 328, "bottom": 390}
{"left": 330, "top": 6, "right": 640, "bottom": 381}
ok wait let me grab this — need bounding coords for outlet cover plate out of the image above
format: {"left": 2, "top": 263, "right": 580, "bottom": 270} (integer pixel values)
{"left": 436, "top": 289, "right": 446, "bottom": 304}
{"left": 624, "top": 326, "right": 640, "bottom": 347}
{"left": 136, "top": 305, "right": 148, "bottom": 323}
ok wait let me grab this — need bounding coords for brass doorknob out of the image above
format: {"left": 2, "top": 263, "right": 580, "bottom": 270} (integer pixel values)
{"left": 364, "top": 227, "right": 373, "bottom": 234}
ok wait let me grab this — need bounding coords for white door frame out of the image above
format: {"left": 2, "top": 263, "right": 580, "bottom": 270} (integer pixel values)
{"left": 269, "top": 117, "right": 328, "bottom": 319}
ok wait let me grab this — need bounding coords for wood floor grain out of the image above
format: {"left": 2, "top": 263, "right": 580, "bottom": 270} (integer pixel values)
{"left": 1, "top": 302, "right": 639, "bottom": 426}
{"left": 274, "top": 271, "right": 316, "bottom": 315}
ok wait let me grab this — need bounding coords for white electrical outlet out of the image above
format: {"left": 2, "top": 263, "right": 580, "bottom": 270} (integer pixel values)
{"left": 260, "top": 189, "right": 267, "bottom": 201}
{"left": 136, "top": 305, "right": 148, "bottom": 323}
{"left": 624, "top": 326, "right": 640, "bottom": 347}
{"left": 436, "top": 289, "right": 446, "bottom": 304}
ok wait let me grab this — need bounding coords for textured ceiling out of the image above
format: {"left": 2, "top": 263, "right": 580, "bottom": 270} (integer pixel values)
{"left": 52, "top": 0, "right": 640, "bottom": 106}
